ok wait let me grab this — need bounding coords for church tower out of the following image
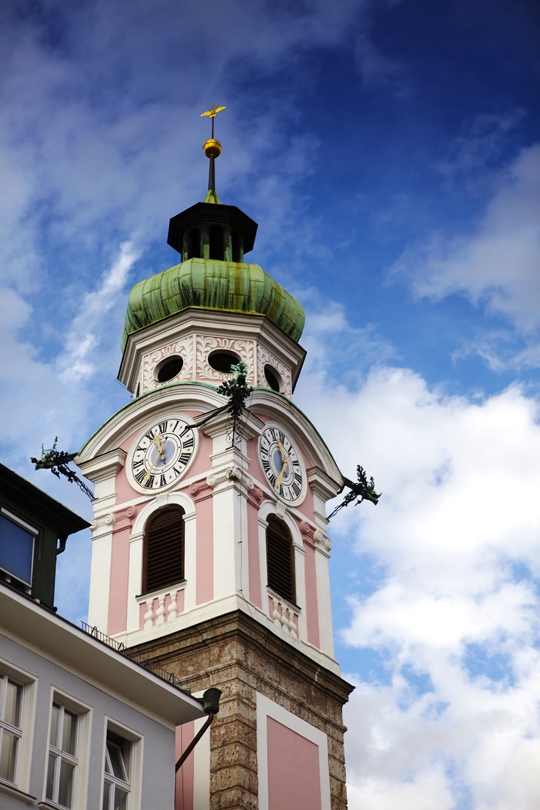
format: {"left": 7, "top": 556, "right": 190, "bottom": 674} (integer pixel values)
{"left": 77, "top": 111, "right": 353, "bottom": 810}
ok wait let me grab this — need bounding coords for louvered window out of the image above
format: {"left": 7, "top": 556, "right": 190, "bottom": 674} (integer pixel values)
{"left": 266, "top": 516, "right": 296, "bottom": 604}
{"left": 143, "top": 507, "right": 185, "bottom": 594}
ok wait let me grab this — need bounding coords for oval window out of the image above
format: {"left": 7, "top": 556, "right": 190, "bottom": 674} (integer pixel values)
{"left": 208, "top": 351, "right": 240, "bottom": 374}
{"left": 264, "top": 365, "right": 281, "bottom": 392}
{"left": 154, "top": 356, "right": 184, "bottom": 383}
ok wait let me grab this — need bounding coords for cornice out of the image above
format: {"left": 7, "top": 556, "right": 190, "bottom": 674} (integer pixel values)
{"left": 306, "top": 466, "right": 341, "bottom": 501}
{"left": 206, "top": 464, "right": 254, "bottom": 494}
{"left": 77, "top": 448, "right": 127, "bottom": 484}
{"left": 130, "top": 608, "right": 354, "bottom": 707}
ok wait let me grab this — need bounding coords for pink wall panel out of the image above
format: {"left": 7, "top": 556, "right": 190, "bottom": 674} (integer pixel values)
{"left": 175, "top": 721, "right": 194, "bottom": 810}
{"left": 185, "top": 431, "right": 212, "bottom": 479}
{"left": 107, "top": 526, "right": 130, "bottom": 636}
{"left": 267, "top": 717, "right": 321, "bottom": 810}
{"left": 196, "top": 496, "right": 213, "bottom": 604}
{"left": 303, "top": 541, "right": 320, "bottom": 648}
{"left": 114, "top": 462, "right": 135, "bottom": 505}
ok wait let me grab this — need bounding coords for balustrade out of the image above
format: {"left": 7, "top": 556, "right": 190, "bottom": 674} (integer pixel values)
{"left": 139, "top": 587, "right": 183, "bottom": 630}
{"left": 268, "top": 593, "right": 298, "bottom": 639}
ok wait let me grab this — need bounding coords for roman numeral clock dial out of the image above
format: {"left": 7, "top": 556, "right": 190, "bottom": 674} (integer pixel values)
{"left": 127, "top": 416, "right": 198, "bottom": 493}
{"left": 258, "top": 426, "right": 305, "bottom": 504}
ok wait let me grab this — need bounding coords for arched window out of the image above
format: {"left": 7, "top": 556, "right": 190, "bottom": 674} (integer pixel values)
{"left": 266, "top": 516, "right": 296, "bottom": 604}
{"left": 209, "top": 225, "right": 224, "bottom": 260}
{"left": 143, "top": 507, "right": 185, "bottom": 594}
{"left": 231, "top": 231, "right": 241, "bottom": 262}
{"left": 188, "top": 228, "right": 200, "bottom": 259}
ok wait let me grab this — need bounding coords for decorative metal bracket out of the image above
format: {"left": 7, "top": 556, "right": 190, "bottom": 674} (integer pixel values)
{"left": 181, "top": 361, "right": 253, "bottom": 447}
{"left": 327, "top": 465, "right": 381, "bottom": 520}
{"left": 30, "top": 437, "right": 94, "bottom": 500}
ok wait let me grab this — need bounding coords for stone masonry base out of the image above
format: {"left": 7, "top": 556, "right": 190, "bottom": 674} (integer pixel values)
{"left": 129, "top": 610, "right": 354, "bottom": 810}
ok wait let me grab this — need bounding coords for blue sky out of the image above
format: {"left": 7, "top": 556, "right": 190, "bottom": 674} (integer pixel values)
{"left": 1, "top": 1, "right": 539, "bottom": 807}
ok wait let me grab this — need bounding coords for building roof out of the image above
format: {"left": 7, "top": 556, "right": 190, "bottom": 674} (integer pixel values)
{"left": 0, "top": 463, "right": 89, "bottom": 539}
{"left": 0, "top": 580, "right": 207, "bottom": 728}
{"left": 121, "top": 258, "right": 306, "bottom": 351}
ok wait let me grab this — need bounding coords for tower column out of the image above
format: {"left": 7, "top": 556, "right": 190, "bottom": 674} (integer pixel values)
{"left": 79, "top": 114, "right": 353, "bottom": 808}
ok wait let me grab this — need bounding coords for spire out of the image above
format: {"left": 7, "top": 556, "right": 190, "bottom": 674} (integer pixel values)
{"left": 167, "top": 105, "right": 258, "bottom": 262}
{"left": 201, "top": 105, "right": 225, "bottom": 203}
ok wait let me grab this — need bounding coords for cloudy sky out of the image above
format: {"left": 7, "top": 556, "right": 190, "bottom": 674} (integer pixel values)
{"left": 1, "top": 1, "right": 539, "bottom": 807}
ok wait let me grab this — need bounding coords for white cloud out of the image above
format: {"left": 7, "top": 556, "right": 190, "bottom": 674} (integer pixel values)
{"left": 353, "top": 32, "right": 408, "bottom": 95}
{"left": 298, "top": 293, "right": 397, "bottom": 385}
{"left": 296, "top": 361, "right": 540, "bottom": 810}
{"left": 58, "top": 239, "right": 142, "bottom": 382}
{"left": 433, "top": 108, "right": 526, "bottom": 182}
{"left": 1, "top": 4, "right": 538, "bottom": 807}
{"left": 393, "top": 143, "right": 540, "bottom": 340}
{"left": 0, "top": 239, "right": 135, "bottom": 467}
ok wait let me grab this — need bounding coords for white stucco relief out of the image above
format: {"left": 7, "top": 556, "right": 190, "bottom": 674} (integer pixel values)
{"left": 256, "top": 345, "right": 292, "bottom": 397}
{"left": 196, "top": 335, "right": 256, "bottom": 384}
{"left": 141, "top": 337, "right": 193, "bottom": 393}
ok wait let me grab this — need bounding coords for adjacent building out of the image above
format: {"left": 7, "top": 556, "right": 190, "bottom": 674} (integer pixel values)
{"left": 0, "top": 464, "right": 207, "bottom": 809}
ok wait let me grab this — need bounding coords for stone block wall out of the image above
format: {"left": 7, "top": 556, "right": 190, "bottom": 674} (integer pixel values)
{"left": 129, "top": 611, "right": 353, "bottom": 810}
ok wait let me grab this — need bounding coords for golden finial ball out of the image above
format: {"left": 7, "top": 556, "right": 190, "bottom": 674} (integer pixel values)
{"left": 203, "top": 138, "right": 222, "bottom": 159}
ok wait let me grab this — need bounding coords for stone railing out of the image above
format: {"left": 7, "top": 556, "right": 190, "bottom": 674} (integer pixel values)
{"left": 137, "top": 585, "right": 185, "bottom": 630}
{"left": 268, "top": 592, "right": 299, "bottom": 640}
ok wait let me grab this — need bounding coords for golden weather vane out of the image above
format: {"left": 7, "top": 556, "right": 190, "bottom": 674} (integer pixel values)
{"left": 201, "top": 105, "right": 225, "bottom": 139}
{"left": 200, "top": 106, "right": 225, "bottom": 193}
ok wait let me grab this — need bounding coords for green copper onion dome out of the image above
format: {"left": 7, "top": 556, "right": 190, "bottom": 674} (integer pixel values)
{"left": 121, "top": 117, "right": 305, "bottom": 352}
{"left": 121, "top": 258, "right": 305, "bottom": 351}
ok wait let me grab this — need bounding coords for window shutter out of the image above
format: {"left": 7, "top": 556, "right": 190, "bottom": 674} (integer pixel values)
{"left": 266, "top": 516, "right": 295, "bottom": 604}
{"left": 144, "top": 507, "right": 184, "bottom": 593}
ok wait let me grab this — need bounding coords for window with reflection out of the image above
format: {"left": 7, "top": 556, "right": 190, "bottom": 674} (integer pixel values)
{"left": 0, "top": 673, "right": 23, "bottom": 785}
{"left": 0, "top": 511, "right": 36, "bottom": 588}
{"left": 102, "top": 730, "right": 131, "bottom": 810}
{"left": 46, "top": 702, "right": 79, "bottom": 808}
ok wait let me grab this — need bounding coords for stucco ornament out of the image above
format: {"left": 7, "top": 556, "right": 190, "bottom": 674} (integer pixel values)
{"left": 197, "top": 336, "right": 255, "bottom": 383}
{"left": 257, "top": 345, "right": 292, "bottom": 396}
{"left": 142, "top": 338, "right": 192, "bottom": 393}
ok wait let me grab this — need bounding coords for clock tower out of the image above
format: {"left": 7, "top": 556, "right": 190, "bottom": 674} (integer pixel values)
{"left": 77, "top": 121, "right": 353, "bottom": 810}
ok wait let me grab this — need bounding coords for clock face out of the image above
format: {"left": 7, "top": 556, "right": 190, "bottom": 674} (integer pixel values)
{"left": 128, "top": 416, "right": 197, "bottom": 493}
{"left": 258, "top": 425, "right": 305, "bottom": 503}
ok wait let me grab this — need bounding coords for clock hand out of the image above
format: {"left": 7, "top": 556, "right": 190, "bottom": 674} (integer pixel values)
{"left": 277, "top": 439, "right": 286, "bottom": 461}
{"left": 153, "top": 434, "right": 165, "bottom": 460}
{"left": 143, "top": 444, "right": 164, "bottom": 485}
{"left": 275, "top": 457, "right": 289, "bottom": 488}
{"left": 142, "top": 456, "right": 158, "bottom": 485}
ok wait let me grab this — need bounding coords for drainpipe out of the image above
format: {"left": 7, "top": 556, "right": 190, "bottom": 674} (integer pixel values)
{"left": 56, "top": 535, "right": 68, "bottom": 555}
{"left": 175, "top": 688, "right": 221, "bottom": 773}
